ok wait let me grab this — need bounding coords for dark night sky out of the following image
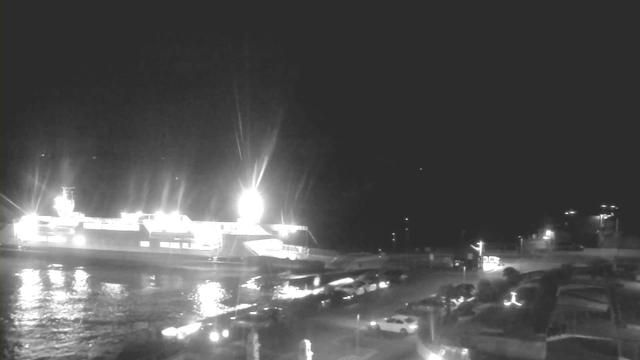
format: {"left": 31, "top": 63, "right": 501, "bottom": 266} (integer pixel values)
{"left": 2, "top": 4, "right": 639, "bottom": 250}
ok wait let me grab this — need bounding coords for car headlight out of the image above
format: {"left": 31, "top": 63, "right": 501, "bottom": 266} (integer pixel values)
{"left": 209, "top": 331, "right": 220, "bottom": 342}
{"left": 370, "top": 321, "right": 377, "bottom": 326}
{"left": 222, "top": 329, "right": 229, "bottom": 338}
{"left": 378, "top": 281, "right": 389, "bottom": 289}
{"left": 161, "top": 327, "right": 178, "bottom": 337}
{"left": 409, "top": 324, "right": 418, "bottom": 329}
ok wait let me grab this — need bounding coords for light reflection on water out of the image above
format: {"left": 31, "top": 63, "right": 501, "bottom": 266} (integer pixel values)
{"left": 191, "top": 281, "right": 231, "bottom": 318}
{"left": 1, "top": 259, "right": 260, "bottom": 359}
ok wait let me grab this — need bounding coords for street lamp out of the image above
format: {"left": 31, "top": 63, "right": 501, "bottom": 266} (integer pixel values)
{"left": 471, "top": 240, "right": 483, "bottom": 270}
{"left": 391, "top": 232, "right": 397, "bottom": 252}
{"left": 404, "top": 217, "right": 410, "bottom": 252}
{"left": 238, "top": 188, "right": 264, "bottom": 224}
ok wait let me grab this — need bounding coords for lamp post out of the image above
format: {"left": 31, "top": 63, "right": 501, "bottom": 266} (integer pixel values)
{"left": 404, "top": 217, "right": 410, "bottom": 253}
{"left": 391, "top": 232, "right": 397, "bottom": 252}
{"left": 519, "top": 236, "right": 524, "bottom": 255}
{"left": 471, "top": 241, "right": 483, "bottom": 271}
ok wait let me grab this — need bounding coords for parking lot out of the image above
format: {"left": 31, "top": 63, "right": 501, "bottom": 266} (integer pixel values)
{"left": 160, "top": 267, "right": 483, "bottom": 360}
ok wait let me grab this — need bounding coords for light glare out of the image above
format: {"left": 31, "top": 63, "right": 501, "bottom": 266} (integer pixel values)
{"left": 238, "top": 189, "right": 264, "bottom": 223}
{"left": 72, "top": 235, "right": 86, "bottom": 245}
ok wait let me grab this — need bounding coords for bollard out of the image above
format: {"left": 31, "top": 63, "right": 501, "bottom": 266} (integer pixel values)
{"left": 298, "top": 339, "right": 313, "bottom": 360}
{"left": 246, "top": 328, "right": 260, "bottom": 360}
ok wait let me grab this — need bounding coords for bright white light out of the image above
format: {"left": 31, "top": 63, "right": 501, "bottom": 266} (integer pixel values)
{"left": 73, "top": 235, "right": 86, "bottom": 245}
{"left": 328, "top": 277, "right": 354, "bottom": 287}
{"left": 222, "top": 329, "right": 229, "bottom": 338}
{"left": 427, "top": 353, "right": 443, "bottom": 360}
{"left": 162, "top": 327, "right": 178, "bottom": 337}
{"left": 545, "top": 230, "right": 553, "bottom": 237}
{"left": 193, "top": 281, "right": 230, "bottom": 317}
{"left": 378, "top": 281, "right": 389, "bottom": 289}
{"left": 274, "top": 285, "right": 313, "bottom": 300}
{"left": 16, "top": 214, "right": 39, "bottom": 241}
{"left": 504, "top": 291, "right": 522, "bottom": 307}
{"left": 370, "top": 321, "right": 377, "bottom": 326}
{"left": 53, "top": 195, "right": 74, "bottom": 217}
{"left": 238, "top": 189, "right": 264, "bottom": 223}
{"left": 209, "top": 331, "right": 220, "bottom": 342}
{"left": 409, "top": 324, "right": 418, "bottom": 329}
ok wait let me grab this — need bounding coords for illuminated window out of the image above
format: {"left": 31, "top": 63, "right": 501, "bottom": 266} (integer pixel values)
{"left": 170, "top": 242, "right": 180, "bottom": 249}
{"left": 182, "top": 243, "right": 190, "bottom": 249}
{"left": 140, "top": 241, "right": 150, "bottom": 248}
{"left": 160, "top": 242, "right": 170, "bottom": 248}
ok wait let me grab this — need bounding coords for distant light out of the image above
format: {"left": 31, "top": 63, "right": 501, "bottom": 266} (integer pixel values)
{"left": 40, "top": 153, "right": 45, "bottom": 157}
{"left": 419, "top": 168, "right": 423, "bottom": 170}
{"left": 92, "top": 156, "right": 97, "bottom": 159}
{"left": 601, "top": 204, "right": 606, "bottom": 208}
{"left": 545, "top": 230, "right": 553, "bottom": 237}
{"left": 73, "top": 235, "right": 86, "bottom": 245}
{"left": 370, "top": 321, "right": 377, "bottom": 326}
{"left": 222, "top": 329, "right": 229, "bottom": 338}
{"left": 405, "top": 217, "right": 409, "bottom": 221}
{"left": 175, "top": 177, "right": 179, "bottom": 180}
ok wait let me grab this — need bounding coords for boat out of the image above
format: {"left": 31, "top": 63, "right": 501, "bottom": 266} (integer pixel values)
{"left": 5, "top": 188, "right": 337, "bottom": 271}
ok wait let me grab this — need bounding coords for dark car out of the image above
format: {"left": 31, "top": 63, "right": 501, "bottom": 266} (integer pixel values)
{"left": 405, "top": 296, "right": 456, "bottom": 317}
{"left": 455, "top": 283, "right": 476, "bottom": 299}
{"left": 379, "top": 269, "right": 408, "bottom": 284}
{"left": 232, "top": 307, "right": 283, "bottom": 329}
{"left": 554, "top": 242, "right": 584, "bottom": 251}
{"left": 162, "top": 316, "right": 236, "bottom": 350}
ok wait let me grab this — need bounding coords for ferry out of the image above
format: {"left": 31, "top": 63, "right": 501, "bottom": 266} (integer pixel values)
{"left": 5, "top": 188, "right": 338, "bottom": 271}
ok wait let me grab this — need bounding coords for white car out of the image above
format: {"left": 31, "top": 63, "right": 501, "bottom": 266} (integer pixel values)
{"left": 335, "top": 283, "right": 365, "bottom": 296}
{"left": 368, "top": 315, "right": 419, "bottom": 335}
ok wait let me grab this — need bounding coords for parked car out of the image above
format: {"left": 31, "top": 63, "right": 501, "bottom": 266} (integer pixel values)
{"left": 357, "top": 273, "right": 389, "bottom": 289}
{"left": 335, "top": 283, "right": 365, "bottom": 296}
{"left": 379, "top": 269, "right": 408, "bottom": 284}
{"left": 405, "top": 295, "right": 456, "bottom": 316}
{"left": 357, "top": 279, "right": 378, "bottom": 292}
{"left": 553, "top": 242, "right": 584, "bottom": 251}
{"left": 455, "top": 283, "right": 476, "bottom": 299}
{"left": 368, "top": 315, "right": 419, "bottom": 335}
{"left": 310, "top": 289, "right": 355, "bottom": 310}
{"left": 232, "top": 307, "right": 282, "bottom": 329}
{"left": 162, "top": 316, "right": 235, "bottom": 351}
